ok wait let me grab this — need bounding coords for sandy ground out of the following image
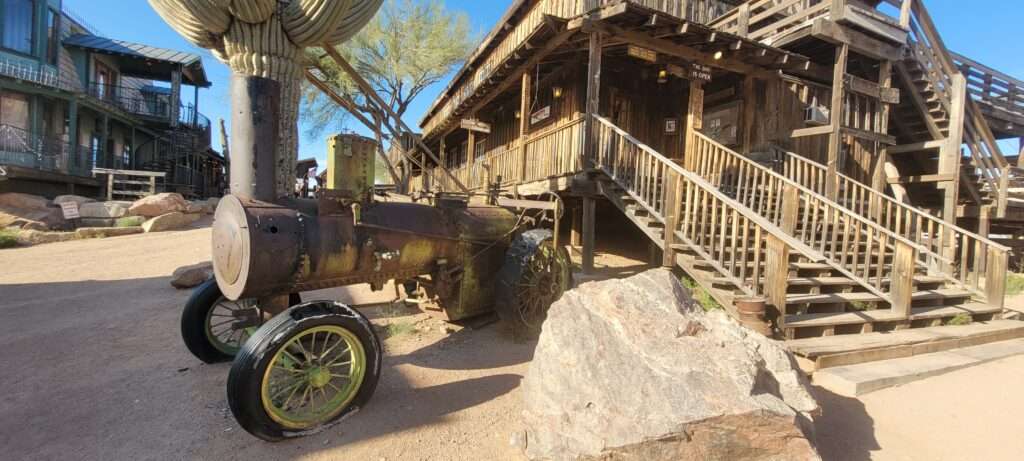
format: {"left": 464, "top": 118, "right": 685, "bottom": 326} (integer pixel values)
{"left": 1, "top": 222, "right": 1022, "bottom": 460}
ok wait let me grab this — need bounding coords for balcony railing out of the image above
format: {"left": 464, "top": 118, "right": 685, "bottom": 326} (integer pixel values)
{"left": 0, "top": 124, "right": 93, "bottom": 177}
{"left": 87, "top": 83, "right": 211, "bottom": 132}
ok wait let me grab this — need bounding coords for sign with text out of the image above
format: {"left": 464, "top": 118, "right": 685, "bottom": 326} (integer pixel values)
{"left": 689, "top": 64, "right": 713, "bottom": 83}
{"left": 460, "top": 118, "right": 492, "bottom": 134}
{"left": 627, "top": 45, "right": 658, "bottom": 63}
{"left": 60, "top": 201, "right": 80, "bottom": 220}
{"left": 530, "top": 106, "right": 551, "bottom": 125}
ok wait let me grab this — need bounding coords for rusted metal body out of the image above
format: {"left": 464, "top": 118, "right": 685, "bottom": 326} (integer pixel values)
{"left": 213, "top": 190, "right": 519, "bottom": 320}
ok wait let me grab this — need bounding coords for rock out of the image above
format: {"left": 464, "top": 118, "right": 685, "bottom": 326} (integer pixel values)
{"left": 0, "top": 192, "right": 49, "bottom": 210}
{"left": 0, "top": 206, "right": 63, "bottom": 230}
{"left": 115, "top": 216, "right": 146, "bottom": 227}
{"left": 53, "top": 195, "right": 96, "bottom": 207}
{"left": 16, "top": 230, "right": 76, "bottom": 246}
{"left": 75, "top": 227, "right": 145, "bottom": 239}
{"left": 521, "top": 269, "right": 819, "bottom": 461}
{"left": 171, "top": 262, "right": 214, "bottom": 289}
{"left": 206, "top": 197, "right": 221, "bottom": 211}
{"left": 142, "top": 212, "right": 201, "bottom": 232}
{"left": 79, "top": 201, "right": 132, "bottom": 219}
{"left": 128, "top": 193, "right": 189, "bottom": 217}
{"left": 78, "top": 218, "right": 117, "bottom": 228}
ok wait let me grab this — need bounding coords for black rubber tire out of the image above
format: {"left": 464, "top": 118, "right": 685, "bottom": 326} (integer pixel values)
{"left": 180, "top": 279, "right": 300, "bottom": 364}
{"left": 494, "top": 229, "right": 573, "bottom": 339}
{"left": 226, "top": 301, "right": 382, "bottom": 441}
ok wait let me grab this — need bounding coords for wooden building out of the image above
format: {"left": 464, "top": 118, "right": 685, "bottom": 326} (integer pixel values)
{"left": 399, "top": 0, "right": 1022, "bottom": 341}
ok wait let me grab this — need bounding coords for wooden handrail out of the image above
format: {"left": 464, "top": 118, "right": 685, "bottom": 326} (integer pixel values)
{"left": 776, "top": 147, "right": 1009, "bottom": 301}
{"left": 595, "top": 115, "right": 823, "bottom": 260}
{"left": 690, "top": 132, "right": 921, "bottom": 304}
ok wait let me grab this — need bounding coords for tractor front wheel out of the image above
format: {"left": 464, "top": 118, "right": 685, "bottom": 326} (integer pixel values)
{"left": 226, "top": 301, "right": 382, "bottom": 441}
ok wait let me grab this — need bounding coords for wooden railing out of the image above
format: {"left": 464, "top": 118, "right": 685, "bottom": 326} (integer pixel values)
{"left": 953, "top": 52, "right": 1024, "bottom": 120}
{"left": 426, "top": 117, "right": 584, "bottom": 192}
{"left": 902, "top": 0, "right": 1010, "bottom": 213}
{"left": 711, "top": 0, "right": 832, "bottom": 42}
{"left": 688, "top": 131, "right": 923, "bottom": 313}
{"left": 776, "top": 149, "right": 1009, "bottom": 304}
{"left": 594, "top": 116, "right": 823, "bottom": 305}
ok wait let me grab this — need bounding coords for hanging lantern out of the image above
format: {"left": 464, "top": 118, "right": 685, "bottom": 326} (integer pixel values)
{"left": 552, "top": 86, "right": 564, "bottom": 99}
{"left": 657, "top": 69, "right": 669, "bottom": 84}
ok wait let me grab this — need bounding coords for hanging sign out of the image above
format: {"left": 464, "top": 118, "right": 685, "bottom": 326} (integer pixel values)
{"left": 460, "top": 118, "right": 492, "bottom": 134}
{"left": 627, "top": 45, "right": 658, "bottom": 63}
{"left": 530, "top": 106, "right": 551, "bottom": 125}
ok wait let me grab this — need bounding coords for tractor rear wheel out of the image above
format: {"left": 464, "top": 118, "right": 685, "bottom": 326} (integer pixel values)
{"left": 495, "top": 229, "right": 573, "bottom": 339}
{"left": 226, "top": 301, "right": 382, "bottom": 441}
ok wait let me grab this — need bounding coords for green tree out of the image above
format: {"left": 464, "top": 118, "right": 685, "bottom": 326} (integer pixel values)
{"left": 303, "top": 0, "right": 474, "bottom": 144}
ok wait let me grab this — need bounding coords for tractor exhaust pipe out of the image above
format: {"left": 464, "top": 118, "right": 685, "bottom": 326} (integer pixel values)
{"left": 229, "top": 75, "right": 281, "bottom": 202}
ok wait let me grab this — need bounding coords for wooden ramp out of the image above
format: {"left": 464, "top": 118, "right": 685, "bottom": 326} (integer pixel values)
{"left": 787, "top": 319, "right": 1024, "bottom": 372}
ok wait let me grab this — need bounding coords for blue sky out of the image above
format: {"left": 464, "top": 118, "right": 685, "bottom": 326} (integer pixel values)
{"left": 64, "top": 0, "right": 1024, "bottom": 167}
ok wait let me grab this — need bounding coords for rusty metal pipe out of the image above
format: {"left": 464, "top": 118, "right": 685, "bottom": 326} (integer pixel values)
{"left": 229, "top": 75, "right": 280, "bottom": 202}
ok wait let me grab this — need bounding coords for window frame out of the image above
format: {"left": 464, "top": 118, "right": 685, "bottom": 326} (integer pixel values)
{"left": 0, "top": 0, "right": 38, "bottom": 58}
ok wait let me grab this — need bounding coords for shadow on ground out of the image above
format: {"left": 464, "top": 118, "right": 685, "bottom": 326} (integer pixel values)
{"left": 813, "top": 385, "right": 879, "bottom": 461}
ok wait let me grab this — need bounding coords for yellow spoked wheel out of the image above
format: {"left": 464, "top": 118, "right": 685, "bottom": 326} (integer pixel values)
{"left": 260, "top": 326, "right": 367, "bottom": 429}
{"left": 227, "top": 302, "right": 382, "bottom": 441}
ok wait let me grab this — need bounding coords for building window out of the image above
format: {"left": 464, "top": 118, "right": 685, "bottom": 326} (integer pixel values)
{"left": 1, "top": 0, "right": 35, "bottom": 55}
{"left": 0, "top": 90, "right": 30, "bottom": 130}
{"left": 46, "top": 8, "right": 58, "bottom": 65}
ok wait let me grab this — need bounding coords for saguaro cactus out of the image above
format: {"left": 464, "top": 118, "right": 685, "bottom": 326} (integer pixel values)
{"left": 150, "top": 0, "right": 382, "bottom": 198}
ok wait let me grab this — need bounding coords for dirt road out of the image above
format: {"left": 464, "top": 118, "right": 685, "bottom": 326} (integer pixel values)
{"left": 1, "top": 224, "right": 1021, "bottom": 460}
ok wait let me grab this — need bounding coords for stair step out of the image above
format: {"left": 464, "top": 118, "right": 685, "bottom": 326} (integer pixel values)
{"left": 909, "top": 302, "right": 1002, "bottom": 320}
{"left": 779, "top": 275, "right": 947, "bottom": 287}
{"left": 786, "top": 288, "right": 972, "bottom": 305}
{"left": 784, "top": 301, "right": 1000, "bottom": 329}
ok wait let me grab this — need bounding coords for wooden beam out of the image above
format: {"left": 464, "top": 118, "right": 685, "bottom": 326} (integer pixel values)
{"left": 826, "top": 44, "right": 849, "bottom": 200}
{"left": 684, "top": 81, "right": 705, "bottom": 170}
{"left": 741, "top": 76, "right": 756, "bottom": 155}
{"left": 887, "top": 174, "right": 956, "bottom": 184}
{"left": 790, "top": 125, "right": 833, "bottom": 138}
{"left": 888, "top": 140, "right": 945, "bottom": 154}
{"left": 518, "top": 71, "right": 532, "bottom": 181}
{"left": 810, "top": 19, "right": 904, "bottom": 62}
{"left": 582, "top": 195, "right": 597, "bottom": 274}
{"left": 582, "top": 31, "right": 603, "bottom": 168}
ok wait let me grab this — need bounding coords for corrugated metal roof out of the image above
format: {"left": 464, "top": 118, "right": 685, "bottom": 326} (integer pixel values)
{"left": 63, "top": 34, "right": 210, "bottom": 87}
{"left": 64, "top": 34, "right": 200, "bottom": 65}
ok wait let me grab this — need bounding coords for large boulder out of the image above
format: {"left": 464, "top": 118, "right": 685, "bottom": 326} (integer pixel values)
{"left": 171, "top": 262, "right": 214, "bottom": 289}
{"left": 521, "top": 269, "right": 819, "bottom": 461}
{"left": 128, "top": 193, "right": 189, "bottom": 217}
{"left": 142, "top": 212, "right": 201, "bottom": 233}
{"left": 15, "top": 230, "right": 76, "bottom": 246}
{"left": 0, "top": 192, "right": 49, "bottom": 210}
{"left": 0, "top": 192, "right": 61, "bottom": 230}
{"left": 78, "top": 201, "right": 132, "bottom": 219}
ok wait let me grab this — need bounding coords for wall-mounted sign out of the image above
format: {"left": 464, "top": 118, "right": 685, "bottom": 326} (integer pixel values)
{"left": 460, "top": 118, "right": 491, "bottom": 134}
{"left": 530, "top": 106, "right": 551, "bottom": 125}
{"left": 627, "top": 45, "right": 658, "bottom": 63}
{"left": 664, "top": 118, "right": 678, "bottom": 134}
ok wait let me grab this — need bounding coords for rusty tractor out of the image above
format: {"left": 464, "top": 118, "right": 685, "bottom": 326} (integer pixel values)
{"left": 180, "top": 82, "right": 571, "bottom": 440}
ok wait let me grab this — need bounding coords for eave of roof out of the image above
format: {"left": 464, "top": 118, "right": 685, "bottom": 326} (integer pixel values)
{"left": 63, "top": 34, "right": 211, "bottom": 87}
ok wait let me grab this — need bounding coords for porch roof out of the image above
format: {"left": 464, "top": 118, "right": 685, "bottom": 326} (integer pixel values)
{"left": 63, "top": 34, "right": 211, "bottom": 87}
{"left": 418, "top": 0, "right": 822, "bottom": 141}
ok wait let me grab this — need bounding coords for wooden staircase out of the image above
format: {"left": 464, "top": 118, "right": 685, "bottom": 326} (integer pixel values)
{"left": 593, "top": 116, "right": 1007, "bottom": 339}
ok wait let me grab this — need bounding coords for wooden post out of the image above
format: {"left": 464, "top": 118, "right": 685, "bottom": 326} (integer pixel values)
{"left": 765, "top": 234, "right": 791, "bottom": 330}
{"left": 570, "top": 204, "right": 582, "bottom": 248}
{"left": 899, "top": 0, "right": 913, "bottom": 27}
{"left": 871, "top": 61, "right": 894, "bottom": 221}
{"left": 581, "top": 32, "right": 603, "bottom": 169}
{"left": 170, "top": 66, "right": 182, "bottom": 127}
{"left": 582, "top": 195, "right": 597, "bottom": 274}
{"left": 984, "top": 246, "right": 1007, "bottom": 309}
{"left": 737, "top": 4, "right": 751, "bottom": 38}
{"left": 684, "top": 80, "right": 704, "bottom": 170}
{"left": 662, "top": 172, "right": 681, "bottom": 268}
{"left": 780, "top": 184, "right": 800, "bottom": 234}
{"left": 972, "top": 205, "right": 992, "bottom": 287}
{"left": 740, "top": 76, "right": 756, "bottom": 155}
{"left": 106, "top": 173, "right": 114, "bottom": 201}
{"left": 519, "top": 71, "right": 532, "bottom": 182}
{"left": 467, "top": 128, "right": 477, "bottom": 188}
{"left": 940, "top": 74, "right": 967, "bottom": 265}
{"left": 891, "top": 240, "right": 917, "bottom": 319}
{"left": 826, "top": 44, "right": 849, "bottom": 200}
